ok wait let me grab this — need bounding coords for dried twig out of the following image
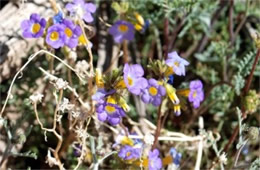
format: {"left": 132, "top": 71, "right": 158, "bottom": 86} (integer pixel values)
{"left": 0, "top": 49, "right": 85, "bottom": 117}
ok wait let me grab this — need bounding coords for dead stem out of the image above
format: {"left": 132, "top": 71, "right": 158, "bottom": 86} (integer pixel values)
{"left": 53, "top": 89, "right": 63, "bottom": 130}
{"left": 74, "top": 117, "right": 92, "bottom": 170}
{"left": 152, "top": 103, "right": 163, "bottom": 150}
{"left": 123, "top": 40, "right": 129, "bottom": 63}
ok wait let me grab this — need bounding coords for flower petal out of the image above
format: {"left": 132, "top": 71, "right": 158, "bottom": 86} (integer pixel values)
{"left": 85, "top": 3, "right": 96, "bottom": 13}
{"left": 83, "top": 12, "right": 93, "bottom": 23}
{"left": 98, "top": 112, "right": 107, "bottom": 121}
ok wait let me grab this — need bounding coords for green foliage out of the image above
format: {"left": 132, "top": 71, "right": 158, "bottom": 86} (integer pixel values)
{"left": 194, "top": 63, "right": 220, "bottom": 84}
{"left": 232, "top": 51, "right": 256, "bottom": 95}
{"left": 250, "top": 158, "right": 260, "bottom": 170}
{"left": 235, "top": 51, "right": 256, "bottom": 77}
{"left": 207, "top": 85, "right": 234, "bottom": 116}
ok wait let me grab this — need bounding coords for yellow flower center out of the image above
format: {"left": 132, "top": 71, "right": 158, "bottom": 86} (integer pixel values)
{"left": 79, "top": 34, "right": 87, "bottom": 45}
{"left": 174, "top": 61, "right": 179, "bottom": 67}
{"left": 107, "top": 96, "right": 116, "bottom": 104}
{"left": 50, "top": 31, "right": 59, "bottom": 41}
{"left": 65, "top": 27, "right": 73, "bottom": 38}
{"left": 105, "top": 105, "right": 116, "bottom": 114}
{"left": 118, "top": 24, "right": 129, "bottom": 33}
{"left": 149, "top": 87, "right": 158, "bottom": 96}
{"left": 32, "top": 23, "right": 41, "bottom": 34}
{"left": 128, "top": 76, "right": 134, "bottom": 86}
{"left": 126, "top": 151, "right": 131, "bottom": 157}
{"left": 116, "top": 80, "right": 126, "bottom": 89}
{"left": 193, "top": 91, "right": 197, "bottom": 98}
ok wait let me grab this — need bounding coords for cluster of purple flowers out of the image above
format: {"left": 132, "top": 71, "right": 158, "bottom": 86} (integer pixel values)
{"left": 165, "top": 51, "right": 205, "bottom": 112}
{"left": 123, "top": 64, "right": 166, "bottom": 107}
{"left": 21, "top": 0, "right": 97, "bottom": 49}
{"left": 92, "top": 89, "right": 125, "bottom": 126}
{"left": 46, "top": 19, "right": 82, "bottom": 49}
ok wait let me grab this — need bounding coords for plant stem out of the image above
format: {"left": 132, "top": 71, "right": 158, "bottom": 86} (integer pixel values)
{"left": 123, "top": 40, "right": 129, "bottom": 63}
{"left": 228, "top": 0, "right": 234, "bottom": 43}
{"left": 0, "top": 49, "right": 85, "bottom": 117}
{"left": 224, "top": 49, "right": 260, "bottom": 152}
{"left": 152, "top": 103, "right": 162, "bottom": 150}
{"left": 243, "top": 49, "right": 260, "bottom": 96}
{"left": 163, "top": 18, "right": 169, "bottom": 59}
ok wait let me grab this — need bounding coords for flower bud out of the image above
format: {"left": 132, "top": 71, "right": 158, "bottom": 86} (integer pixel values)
{"left": 244, "top": 90, "right": 260, "bottom": 114}
{"left": 248, "top": 127, "right": 259, "bottom": 141}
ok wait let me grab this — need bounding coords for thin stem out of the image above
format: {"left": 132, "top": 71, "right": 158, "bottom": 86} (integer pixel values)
{"left": 53, "top": 90, "right": 63, "bottom": 130}
{"left": 0, "top": 49, "right": 85, "bottom": 117}
{"left": 243, "top": 49, "right": 260, "bottom": 96}
{"left": 49, "top": 0, "right": 59, "bottom": 13}
{"left": 74, "top": 117, "right": 92, "bottom": 170}
{"left": 233, "top": 139, "right": 248, "bottom": 167}
{"left": 195, "top": 138, "right": 203, "bottom": 170}
{"left": 93, "top": 151, "right": 117, "bottom": 170}
{"left": 38, "top": 67, "right": 89, "bottom": 109}
{"left": 33, "top": 104, "right": 53, "bottom": 132}
{"left": 34, "top": 101, "right": 63, "bottom": 169}
{"left": 152, "top": 103, "right": 163, "bottom": 150}
{"left": 78, "top": 19, "right": 95, "bottom": 114}
{"left": 123, "top": 40, "right": 129, "bottom": 63}
{"left": 231, "top": 0, "right": 250, "bottom": 46}
{"left": 49, "top": 56, "right": 54, "bottom": 74}
{"left": 196, "top": 0, "right": 228, "bottom": 53}
{"left": 0, "top": 136, "right": 12, "bottom": 167}
{"left": 163, "top": 18, "right": 169, "bottom": 59}
{"left": 129, "top": 135, "right": 202, "bottom": 142}
{"left": 103, "top": 44, "right": 122, "bottom": 74}
{"left": 169, "top": 15, "right": 186, "bottom": 49}
{"left": 228, "top": 0, "right": 234, "bottom": 43}
{"left": 53, "top": 123, "right": 63, "bottom": 170}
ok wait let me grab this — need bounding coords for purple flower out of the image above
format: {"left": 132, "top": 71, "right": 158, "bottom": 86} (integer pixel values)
{"left": 141, "top": 79, "right": 166, "bottom": 106}
{"left": 21, "top": 13, "right": 46, "bottom": 38}
{"left": 166, "top": 51, "right": 189, "bottom": 76}
{"left": 46, "top": 24, "right": 66, "bottom": 49}
{"left": 66, "top": 0, "right": 96, "bottom": 23}
{"left": 123, "top": 63, "right": 148, "bottom": 95}
{"left": 62, "top": 19, "right": 82, "bottom": 48}
{"left": 118, "top": 145, "right": 141, "bottom": 160}
{"left": 148, "top": 149, "right": 162, "bottom": 170}
{"left": 170, "top": 148, "right": 182, "bottom": 166}
{"left": 109, "top": 20, "right": 135, "bottom": 43}
{"left": 188, "top": 80, "right": 204, "bottom": 108}
{"left": 96, "top": 102, "right": 125, "bottom": 126}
